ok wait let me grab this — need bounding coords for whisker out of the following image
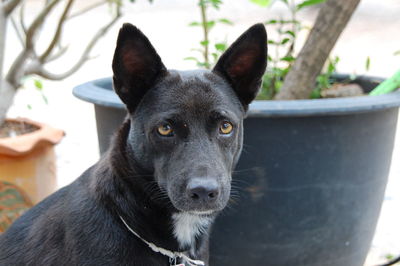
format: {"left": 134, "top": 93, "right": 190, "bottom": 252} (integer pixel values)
{"left": 233, "top": 168, "right": 255, "bottom": 174}
{"left": 232, "top": 177, "right": 251, "bottom": 185}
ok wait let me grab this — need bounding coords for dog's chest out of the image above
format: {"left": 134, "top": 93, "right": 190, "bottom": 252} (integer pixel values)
{"left": 172, "top": 213, "right": 212, "bottom": 249}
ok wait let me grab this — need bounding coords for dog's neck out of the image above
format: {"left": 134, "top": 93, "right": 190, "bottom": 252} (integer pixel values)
{"left": 92, "top": 120, "right": 213, "bottom": 255}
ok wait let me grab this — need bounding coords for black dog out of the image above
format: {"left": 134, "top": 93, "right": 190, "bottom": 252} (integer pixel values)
{"left": 0, "top": 23, "right": 267, "bottom": 265}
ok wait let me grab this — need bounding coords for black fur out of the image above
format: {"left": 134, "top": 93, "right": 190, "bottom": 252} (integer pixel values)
{"left": 0, "top": 24, "right": 267, "bottom": 265}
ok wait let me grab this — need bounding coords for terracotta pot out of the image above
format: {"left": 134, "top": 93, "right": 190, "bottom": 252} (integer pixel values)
{"left": 0, "top": 118, "right": 64, "bottom": 204}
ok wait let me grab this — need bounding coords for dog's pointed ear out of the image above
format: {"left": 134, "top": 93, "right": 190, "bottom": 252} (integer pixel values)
{"left": 213, "top": 24, "right": 267, "bottom": 108}
{"left": 112, "top": 23, "right": 167, "bottom": 112}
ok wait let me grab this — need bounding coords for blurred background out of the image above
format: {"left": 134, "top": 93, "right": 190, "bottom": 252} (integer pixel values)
{"left": 2, "top": 0, "right": 399, "bottom": 264}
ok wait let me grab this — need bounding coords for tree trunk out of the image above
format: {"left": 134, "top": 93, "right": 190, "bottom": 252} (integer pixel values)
{"left": 275, "top": 0, "right": 361, "bottom": 100}
{"left": 0, "top": 7, "right": 9, "bottom": 126}
{"left": 0, "top": 6, "right": 6, "bottom": 86}
{"left": 0, "top": 6, "right": 18, "bottom": 126}
{"left": 0, "top": 81, "right": 17, "bottom": 126}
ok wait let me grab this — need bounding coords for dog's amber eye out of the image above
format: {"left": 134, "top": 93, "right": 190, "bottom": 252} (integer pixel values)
{"left": 157, "top": 123, "right": 174, "bottom": 136}
{"left": 219, "top": 121, "right": 233, "bottom": 135}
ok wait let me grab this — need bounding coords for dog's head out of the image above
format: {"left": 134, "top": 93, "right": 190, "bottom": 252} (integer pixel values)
{"left": 112, "top": 24, "right": 267, "bottom": 215}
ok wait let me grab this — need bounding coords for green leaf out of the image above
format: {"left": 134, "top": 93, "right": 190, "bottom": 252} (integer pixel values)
{"left": 265, "top": 19, "right": 277, "bottom": 24}
{"left": 296, "top": 0, "right": 325, "bottom": 10}
{"left": 205, "top": 20, "right": 216, "bottom": 29}
{"left": 327, "top": 62, "right": 335, "bottom": 73}
{"left": 310, "top": 88, "right": 321, "bottom": 99}
{"left": 365, "top": 56, "right": 371, "bottom": 71}
{"left": 280, "top": 55, "right": 295, "bottom": 62}
{"left": 394, "top": 50, "right": 400, "bottom": 56}
{"left": 200, "top": 40, "right": 209, "bottom": 46}
{"left": 184, "top": 57, "right": 199, "bottom": 62}
{"left": 284, "top": 30, "right": 295, "bottom": 37}
{"left": 281, "top": 38, "right": 290, "bottom": 45}
{"left": 267, "top": 40, "right": 278, "bottom": 45}
{"left": 34, "top": 79, "right": 43, "bottom": 91}
{"left": 210, "top": 0, "right": 223, "bottom": 9}
{"left": 197, "top": 62, "right": 210, "bottom": 68}
{"left": 249, "top": 0, "right": 272, "bottom": 7}
{"left": 218, "top": 18, "right": 233, "bottom": 25}
{"left": 200, "top": 0, "right": 223, "bottom": 9}
{"left": 316, "top": 74, "right": 329, "bottom": 90}
{"left": 27, "top": 104, "right": 32, "bottom": 110}
{"left": 333, "top": 55, "right": 340, "bottom": 64}
{"left": 385, "top": 254, "right": 394, "bottom": 260}
{"left": 215, "top": 43, "right": 226, "bottom": 51}
{"left": 189, "top": 21, "right": 201, "bottom": 26}
{"left": 274, "top": 80, "right": 283, "bottom": 90}
{"left": 329, "top": 56, "right": 339, "bottom": 73}
{"left": 269, "top": 19, "right": 300, "bottom": 25}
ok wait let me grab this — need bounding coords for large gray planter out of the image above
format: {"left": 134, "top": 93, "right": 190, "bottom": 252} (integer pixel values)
{"left": 73, "top": 75, "right": 400, "bottom": 266}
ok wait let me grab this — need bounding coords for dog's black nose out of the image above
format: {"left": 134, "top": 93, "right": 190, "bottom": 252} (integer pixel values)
{"left": 187, "top": 178, "right": 219, "bottom": 202}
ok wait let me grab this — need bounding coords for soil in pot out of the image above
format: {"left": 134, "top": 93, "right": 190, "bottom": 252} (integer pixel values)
{"left": 0, "top": 120, "right": 40, "bottom": 138}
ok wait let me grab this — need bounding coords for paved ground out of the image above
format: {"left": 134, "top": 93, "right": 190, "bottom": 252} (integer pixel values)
{"left": 4, "top": 0, "right": 400, "bottom": 265}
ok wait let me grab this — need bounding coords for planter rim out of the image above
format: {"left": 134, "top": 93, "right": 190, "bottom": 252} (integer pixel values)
{"left": 0, "top": 118, "right": 65, "bottom": 156}
{"left": 73, "top": 75, "right": 400, "bottom": 117}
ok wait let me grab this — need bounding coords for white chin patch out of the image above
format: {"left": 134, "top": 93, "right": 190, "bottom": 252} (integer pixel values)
{"left": 172, "top": 212, "right": 213, "bottom": 249}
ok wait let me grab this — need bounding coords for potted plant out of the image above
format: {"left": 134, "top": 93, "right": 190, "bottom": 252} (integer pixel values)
{"left": 0, "top": 0, "right": 121, "bottom": 206}
{"left": 73, "top": 0, "right": 400, "bottom": 265}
